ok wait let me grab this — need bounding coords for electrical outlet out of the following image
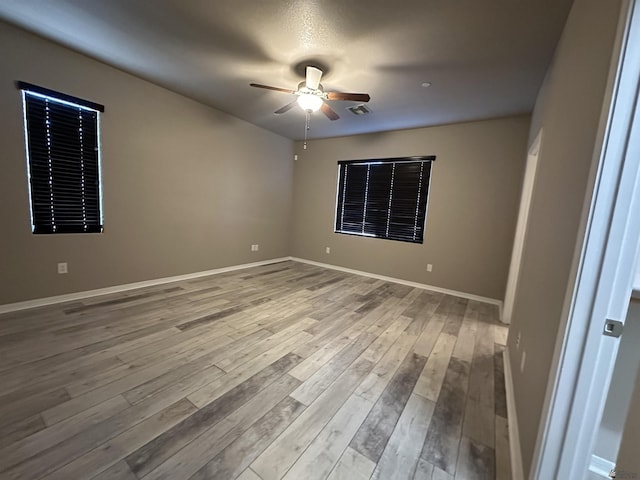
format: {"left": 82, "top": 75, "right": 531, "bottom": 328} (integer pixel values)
{"left": 427, "top": 264, "right": 433, "bottom": 272}
{"left": 326, "top": 247, "right": 331, "bottom": 254}
{"left": 57, "top": 262, "right": 68, "bottom": 274}
{"left": 515, "top": 331, "right": 521, "bottom": 349}
{"left": 520, "top": 350, "right": 526, "bottom": 373}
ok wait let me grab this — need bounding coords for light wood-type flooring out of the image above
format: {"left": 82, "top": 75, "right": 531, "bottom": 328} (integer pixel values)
{"left": 0, "top": 261, "right": 511, "bottom": 480}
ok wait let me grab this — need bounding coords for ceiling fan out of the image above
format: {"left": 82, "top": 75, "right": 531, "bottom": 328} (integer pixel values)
{"left": 250, "top": 66, "right": 370, "bottom": 121}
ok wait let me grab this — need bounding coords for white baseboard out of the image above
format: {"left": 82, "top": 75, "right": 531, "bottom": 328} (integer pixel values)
{"left": 290, "top": 256, "right": 503, "bottom": 307}
{"left": 589, "top": 455, "right": 615, "bottom": 479}
{"left": 1, "top": 255, "right": 503, "bottom": 315}
{"left": 0, "top": 257, "right": 290, "bottom": 315}
{"left": 504, "top": 347, "right": 525, "bottom": 480}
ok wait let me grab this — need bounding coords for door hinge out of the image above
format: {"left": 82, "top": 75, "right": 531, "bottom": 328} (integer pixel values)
{"left": 603, "top": 319, "right": 624, "bottom": 338}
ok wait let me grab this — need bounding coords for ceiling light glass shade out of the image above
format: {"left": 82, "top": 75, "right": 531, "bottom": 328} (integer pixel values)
{"left": 297, "top": 93, "right": 323, "bottom": 112}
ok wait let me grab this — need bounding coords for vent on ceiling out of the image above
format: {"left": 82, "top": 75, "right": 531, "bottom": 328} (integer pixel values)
{"left": 347, "top": 104, "right": 371, "bottom": 115}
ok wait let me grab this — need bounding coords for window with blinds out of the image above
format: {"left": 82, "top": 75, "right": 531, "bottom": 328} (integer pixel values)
{"left": 18, "top": 82, "right": 104, "bottom": 234}
{"left": 335, "top": 156, "right": 434, "bottom": 243}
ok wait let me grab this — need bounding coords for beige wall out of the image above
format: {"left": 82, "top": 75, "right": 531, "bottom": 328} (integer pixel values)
{"left": 291, "top": 116, "right": 530, "bottom": 301}
{"left": 0, "top": 21, "right": 293, "bottom": 305}
{"left": 506, "top": 0, "right": 622, "bottom": 475}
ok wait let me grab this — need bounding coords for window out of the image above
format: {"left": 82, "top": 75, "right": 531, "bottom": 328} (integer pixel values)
{"left": 335, "top": 156, "right": 434, "bottom": 243}
{"left": 18, "top": 81, "right": 104, "bottom": 234}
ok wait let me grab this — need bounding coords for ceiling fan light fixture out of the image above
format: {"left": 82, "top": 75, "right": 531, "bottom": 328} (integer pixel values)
{"left": 297, "top": 93, "right": 323, "bottom": 112}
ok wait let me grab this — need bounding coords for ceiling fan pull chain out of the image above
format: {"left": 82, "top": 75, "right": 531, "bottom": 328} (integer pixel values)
{"left": 304, "top": 110, "right": 310, "bottom": 150}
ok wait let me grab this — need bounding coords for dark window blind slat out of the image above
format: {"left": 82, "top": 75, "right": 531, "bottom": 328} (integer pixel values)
{"left": 22, "top": 88, "right": 103, "bottom": 234}
{"left": 335, "top": 158, "right": 433, "bottom": 243}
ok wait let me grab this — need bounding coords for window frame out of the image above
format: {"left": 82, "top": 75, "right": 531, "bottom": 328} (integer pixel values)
{"left": 334, "top": 155, "right": 435, "bottom": 244}
{"left": 17, "top": 81, "right": 105, "bottom": 235}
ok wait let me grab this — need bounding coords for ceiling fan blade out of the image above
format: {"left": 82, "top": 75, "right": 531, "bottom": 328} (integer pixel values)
{"left": 326, "top": 92, "right": 371, "bottom": 102}
{"left": 250, "top": 83, "right": 296, "bottom": 94}
{"left": 274, "top": 100, "right": 298, "bottom": 115}
{"left": 321, "top": 102, "right": 340, "bottom": 121}
{"left": 306, "top": 66, "right": 323, "bottom": 90}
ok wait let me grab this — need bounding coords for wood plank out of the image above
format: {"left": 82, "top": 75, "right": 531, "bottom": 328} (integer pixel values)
{"left": 412, "top": 459, "right": 434, "bottom": 479}
{"left": 454, "top": 436, "right": 495, "bottom": 480}
{"left": 190, "top": 396, "right": 306, "bottom": 480}
{"left": 1, "top": 396, "right": 191, "bottom": 480}
{"left": 122, "top": 354, "right": 225, "bottom": 405}
{"left": 250, "top": 356, "right": 374, "bottom": 480}
{"left": 413, "top": 314, "right": 446, "bottom": 358}
{"left": 42, "top": 333, "right": 234, "bottom": 425}
{"left": 350, "top": 352, "right": 428, "bottom": 463}
{"left": 462, "top": 398, "right": 495, "bottom": 449}
{"left": 291, "top": 331, "right": 377, "bottom": 406}
{"left": 288, "top": 315, "right": 372, "bottom": 381}
{"left": 120, "top": 327, "right": 234, "bottom": 368}
{"left": 262, "top": 306, "right": 316, "bottom": 335}
{"left": 432, "top": 466, "right": 454, "bottom": 480}
{"left": 0, "top": 352, "right": 127, "bottom": 397}
{"left": 283, "top": 394, "right": 373, "bottom": 480}
{"left": 42, "top": 398, "right": 197, "bottom": 480}
{"left": 420, "top": 357, "right": 471, "bottom": 476}
{"left": 0, "top": 414, "right": 45, "bottom": 451}
{"left": 125, "top": 352, "right": 303, "bottom": 478}
{"left": 440, "top": 297, "right": 468, "bottom": 337}
{"left": 467, "top": 316, "right": 495, "bottom": 409}
{"left": 400, "top": 291, "right": 436, "bottom": 319}
{"left": 128, "top": 361, "right": 228, "bottom": 413}
{"left": 0, "top": 327, "right": 180, "bottom": 396}
{"left": 0, "top": 329, "right": 118, "bottom": 368}
{"left": 0, "top": 395, "right": 130, "bottom": 472}
{"left": 187, "top": 331, "right": 311, "bottom": 408}
{"left": 327, "top": 447, "right": 376, "bottom": 480}
{"left": 413, "top": 333, "right": 456, "bottom": 402}
{"left": 452, "top": 302, "right": 479, "bottom": 364}
{"left": 355, "top": 331, "right": 417, "bottom": 404}
{"left": 237, "top": 468, "right": 265, "bottom": 480}
{"left": 66, "top": 363, "right": 142, "bottom": 398}
{"left": 360, "top": 315, "right": 414, "bottom": 363}
{"left": 371, "top": 393, "right": 435, "bottom": 480}
{"left": 215, "top": 317, "right": 318, "bottom": 372}
{"left": 0, "top": 388, "right": 70, "bottom": 426}
{"left": 90, "top": 460, "right": 137, "bottom": 480}
{"left": 495, "top": 415, "right": 511, "bottom": 480}
{"left": 142, "top": 374, "right": 301, "bottom": 480}
{"left": 493, "top": 344, "right": 507, "bottom": 418}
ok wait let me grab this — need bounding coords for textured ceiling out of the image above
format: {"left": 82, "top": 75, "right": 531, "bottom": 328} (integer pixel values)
{"left": 0, "top": 0, "right": 573, "bottom": 140}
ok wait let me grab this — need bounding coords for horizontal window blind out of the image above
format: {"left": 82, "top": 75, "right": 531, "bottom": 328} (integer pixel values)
{"left": 19, "top": 83, "right": 104, "bottom": 234}
{"left": 335, "top": 156, "right": 434, "bottom": 243}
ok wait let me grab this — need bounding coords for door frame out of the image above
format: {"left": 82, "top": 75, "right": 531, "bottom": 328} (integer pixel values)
{"left": 531, "top": 0, "right": 640, "bottom": 477}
